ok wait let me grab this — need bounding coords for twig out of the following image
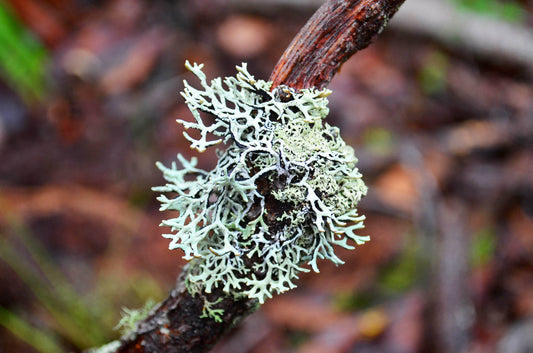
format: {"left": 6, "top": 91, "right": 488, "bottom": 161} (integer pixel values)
{"left": 107, "top": 268, "right": 259, "bottom": 353}
{"left": 234, "top": 0, "right": 533, "bottom": 69}
{"left": 87, "top": 0, "right": 405, "bottom": 352}
{"left": 270, "top": 0, "right": 405, "bottom": 89}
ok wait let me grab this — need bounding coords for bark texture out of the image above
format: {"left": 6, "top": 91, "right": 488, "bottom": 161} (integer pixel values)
{"left": 113, "top": 267, "right": 259, "bottom": 353}
{"left": 91, "top": 0, "right": 405, "bottom": 352}
{"left": 270, "top": 0, "right": 405, "bottom": 90}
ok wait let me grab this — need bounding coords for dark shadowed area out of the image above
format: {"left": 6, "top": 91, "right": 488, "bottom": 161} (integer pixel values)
{"left": 1, "top": 0, "right": 533, "bottom": 352}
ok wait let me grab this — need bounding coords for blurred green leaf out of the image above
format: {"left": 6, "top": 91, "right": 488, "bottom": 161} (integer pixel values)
{"left": 333, "top": 290, "right": 376, "bottom": 312}
{"left": 0, "top": 235, "right": 105, "bottom": 348}
{"left": 418, "top": 50, "right": 448, "bottom": 95}
{"left": 0, "top": 306, "right": 65, "bottom": 353}
{"left": 471, "top": 227, "right": 496, "bottom": 267}
{"left": 0, "top": 1, "right": 49, "bottom": 103}
{"left": 0, "top": 216, "right": 166, "bottom": 351}
{"left": 287, "top": 329, "right": 311, "bottom": 348}
{"left": 363, "top": 127, "right": 395, "bottom": 156}
{"left": 379, "top": 234, "right": 423, "bottom": 294}
{"left": 449, "top": 0, "right": 525, "bottom": 23}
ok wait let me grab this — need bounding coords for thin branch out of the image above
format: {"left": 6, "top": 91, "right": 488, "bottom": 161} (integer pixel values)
{"left": 235, "top": 0, "right": 533, "bottom": 69}
{"left": 270, "top": 0, "right": 405, "bottom": 90}
{"left": 110, "top": 268, "right": 259, "bottom": 353}
{"left": 87, "top": 0, "right": 405, "bottom": 352}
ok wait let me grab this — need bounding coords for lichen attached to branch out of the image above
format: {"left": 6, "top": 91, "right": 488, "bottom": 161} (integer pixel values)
{"left": 154, "top": 62, "right": 368, "bottom": 305}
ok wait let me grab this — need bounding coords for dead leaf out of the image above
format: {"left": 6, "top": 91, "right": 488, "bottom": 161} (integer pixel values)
{"left": 100, "top": 29, "right": 167, "bottom": 94}
{"left": 374, "top": 164, "right": 419, "bottom": 214}
{"left": 8, "top": 0, "right": 65, "bottom": 46}
{"left": 216, "top": 16, "right": 273, "bottom": 58}
{"left": 0, "top": 185, "right": 145, "bottom": 233}
{"left": 263, "top": 295, "right": 345, "bottom": 332}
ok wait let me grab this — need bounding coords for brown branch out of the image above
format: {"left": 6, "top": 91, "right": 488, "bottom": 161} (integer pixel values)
{"left": 270, "top": 0, "right": 405, "bottom": 90}
{"left": 108, "top": 267, "right": 259, "bottom": 353}
{"left": 88, "top": 0, "right": 405, "bottom": 352}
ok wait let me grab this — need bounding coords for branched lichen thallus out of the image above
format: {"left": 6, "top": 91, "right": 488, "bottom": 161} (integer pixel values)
{"left": 153, "top": 61, "right": 369, "bottom": 313}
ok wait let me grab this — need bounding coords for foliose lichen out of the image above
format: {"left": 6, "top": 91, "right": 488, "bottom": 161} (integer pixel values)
{"left": 154, "top": 61, "right": 368, "bottom": 304}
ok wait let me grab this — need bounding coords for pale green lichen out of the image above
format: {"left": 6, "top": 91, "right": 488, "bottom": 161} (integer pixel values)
{"left": 199, "top": 297, "right": 224, "bottom": 322}
{"left": 115, "top": 299, "right": 157, "bottom": 335}
{"left": 154, "top": 61, "right": 368, "bottom": 305}
{"left": 85, "top": 340, "right": 121, "bottom": 353}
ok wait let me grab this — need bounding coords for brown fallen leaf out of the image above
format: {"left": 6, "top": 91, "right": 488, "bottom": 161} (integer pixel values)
{"left": 0, "top": 184, "right": 145, "bottom": 233}
{"left": 99, "top": 29, "right": 168, "bottom": 95}
{"left": 263, "top": 294, "right": 346, "bottom": 333}
{"left": 216, "top": 15, "right": 273, "bottom": 58}
{"left": 8, "top": 0, "right": 66, "bottom": 46}
{"left": 443, "top": 119, "right": 509, "bottom": 156}
{"left": 374, "top": 163, "right": 419, "bottom": 214}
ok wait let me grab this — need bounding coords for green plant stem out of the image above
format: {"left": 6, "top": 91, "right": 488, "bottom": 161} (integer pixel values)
{"left": 0, "top": 306, "right": 64, "bottom": 353}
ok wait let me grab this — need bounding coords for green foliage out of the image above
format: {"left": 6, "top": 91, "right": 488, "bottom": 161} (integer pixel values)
{"left": 379, "top": 235, "right": 423, "bottom": 294}
{"left": 333, "top": 290, "right": 376, "bottom": 312}
{"left": 0, "top": 220, "right": 164, "bottom": 352}
{"left": 287, "top": 329, "right": 311, "bottom": 348}
{"left": 0, "top": 226, "right": 107, "bottom": 349}
{"left": 0, "top": 306, "right": 63, "bottom": 353}
{"left": 449, "top": 0, "right": 525, "bottom": 23}
{"left": 115, "top": 299, "right": 157, "bottom": 335}
{"left": 0, "top": 1, "right": 49, "bottom": 103}
{"left": 418, "top": 51, "right": 449, "bottom": 95}
{"left": 471, "top": 227, "right": 496, "bottom": 267}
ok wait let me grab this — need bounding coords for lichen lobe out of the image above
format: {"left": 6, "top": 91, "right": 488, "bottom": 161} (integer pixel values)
{"left": 154, "top": 61, "right": 368, "bottom": 305}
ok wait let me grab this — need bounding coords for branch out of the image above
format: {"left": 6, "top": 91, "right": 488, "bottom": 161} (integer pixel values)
{"left": 87, "top": 1, "right": 405, "bottom": 352}
{"left": 105, "top": 267, "right": 259, "bottom": 353}
{"left": 236, "top": 0, "right": 533, "bottom": 69}
{"left": 270, "top": 0, "right": 405, "bottom": 90}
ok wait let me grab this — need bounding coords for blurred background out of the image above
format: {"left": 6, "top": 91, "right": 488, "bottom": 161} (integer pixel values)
{"left": 0, "top": 0, "right": 532, "bottom": 352}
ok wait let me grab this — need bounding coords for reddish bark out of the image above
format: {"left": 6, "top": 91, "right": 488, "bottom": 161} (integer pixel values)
{"left": 270, "top": 0, "right": 405, "bottom": 90}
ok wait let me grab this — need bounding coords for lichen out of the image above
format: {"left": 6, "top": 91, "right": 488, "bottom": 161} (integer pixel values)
{"left": 154, "top": 61, "right": 368, "bottom": 305}
{"left": 199, "top": 297, "right": 224, "bottom": 322}
{"left": 115, "top": 300, "right": 157, "bottom": 335}
{"left": 85, "top": 340, "right": 121, "bottom": 353}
